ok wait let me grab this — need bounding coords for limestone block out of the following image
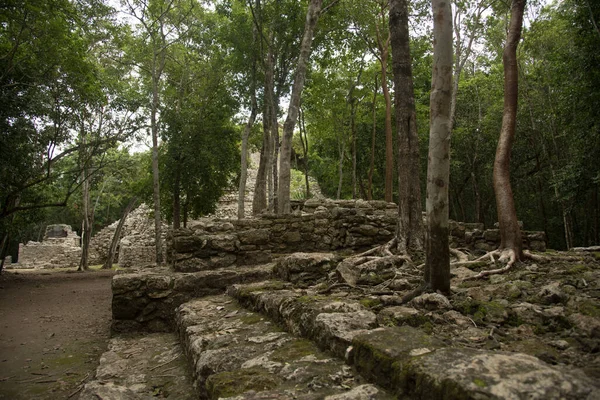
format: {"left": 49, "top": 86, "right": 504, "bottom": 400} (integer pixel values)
{"left": 273, "top": 252, "right": 338, "bottom": 286}
{"left": 238, "top": 229, "right": 270, "bottom": 245}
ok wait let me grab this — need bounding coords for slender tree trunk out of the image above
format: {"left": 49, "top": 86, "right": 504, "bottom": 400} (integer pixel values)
{"left": 183, "top": 200, "right": 188, "bottom": 228}
{"left": 278, "top": 0, "right": 323, "bottom": 215}
{"left": 337, "top": 140, "right": 345, "bottom": 199}
{"left": 0, "top": 233, "right": 9, "bottom": 273}
{"left": 351, "top": 100, "right": 358, "bottom": 200}
{"left": 78, "top": 130, "right": 91, "bottom": 272}
{"left": 494, "top": 0, "right": 525, "bottom": 259}
{"left": 103, "top": 197, "right": 138, "bottom": 269}
{"left": 368, "top": 74, "right": 377, "bottom": 201}
{"left": 425, "top": 0, "right": 453, "bottom": 293}
{"left": 79, "top": 170, "right": 91, "bottom": 271}
{"left": 299, "top": 108, "right": 311, "bottom": 198}
{"left": 390, "top": 0, "right": 425, "bottom": 256}
{"left": 151, "top": 48, "right": 165, "bottom": 264}
{"left": 381, "top": 57, "right": 393, "bottom": 203}
{"left": 238, "top": 96, "right": 258, "bottom": 219}
{"left": 271, "top": 95, "right": 279, "bottom": 212}
{"left": 173, "top": 165, "right": 181, "bottom": 229}
{"left": 253, "top": 40, "right": 276, "bottom": 215}
{"left": 238, "top": 49, "right": 258, "bottom": 219}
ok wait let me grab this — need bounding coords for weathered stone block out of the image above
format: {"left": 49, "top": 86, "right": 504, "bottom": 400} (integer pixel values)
{"left": 238, "top": 229, "right": 270, "bottom": 245}
{"left": 405, "top": 348, "right": 598, "bottom": 400}
{"left": 273, "top": 252, "right": 338, "bottom": 286}
{"left": 350, "top": 326, "right": 444, "bottom": 392}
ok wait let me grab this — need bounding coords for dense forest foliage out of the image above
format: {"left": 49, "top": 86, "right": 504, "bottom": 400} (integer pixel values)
{"left": 1, "top": 0, "right": 599, "bottom": 264}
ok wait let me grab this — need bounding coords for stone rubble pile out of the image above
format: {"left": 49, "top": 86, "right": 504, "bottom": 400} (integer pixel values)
{"left": 88, "top": 204, "right": 168, "bottom": 268}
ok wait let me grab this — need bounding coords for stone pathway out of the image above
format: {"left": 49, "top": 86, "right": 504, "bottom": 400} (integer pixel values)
{"left": 80, "top": 333, "right": 196, "bottom": 399}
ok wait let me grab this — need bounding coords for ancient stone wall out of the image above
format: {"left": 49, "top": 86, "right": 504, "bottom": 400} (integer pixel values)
{"left": 16, "top": 224, "right": 81, "bottom": 269}
{"left": 168, "top": 199, "right": 547, "bottom": 272}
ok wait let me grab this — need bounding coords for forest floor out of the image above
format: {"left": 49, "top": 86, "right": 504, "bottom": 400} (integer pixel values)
{"left": 0, "top": 268, "right": 115, "bottom": 399}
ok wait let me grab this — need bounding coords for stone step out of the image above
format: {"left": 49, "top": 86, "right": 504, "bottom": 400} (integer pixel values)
{"left": 228, "top": 281, "right": 600, "bottom": 400}
{"left": 175, "top": 294, "right": 393, "bottom": 400}
{"left": 79, "top": 333, "right": 197, "bottom": 400}
{"left": 111, "top": 264, "right": 273, "bottom": 334}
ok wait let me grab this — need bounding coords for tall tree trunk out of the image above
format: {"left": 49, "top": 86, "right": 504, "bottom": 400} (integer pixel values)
{"left": 425, "top": 0, "right": 453, "bottom": 293}
{"left": 381, "top": 54, "right": 393, "bottom": 203}
{"left": 337, "top": 140, "right": 345, "bottom": 200}
{"left": 253, "top": 40, "right": 276, "bottom": 215}
{"left": 494, "top": 0, "right": 525, "bottom": 260}
{"left": 173, "top": 165, "right": 181, "bottom": 229}
{"left": 78, "top": 130, "right": 91, "bottom": 272}
{"left": 374, "top": 6, "right": 394, "bottom": 203}
{"left": 79, "top": 170, "right": 91, "bottom": 271}
{"left": 238, "top": 90, "right": 258, "bottom": 219}
{"left": 390, "top": 0, "right": 425, "bottom": 256}
{"left": 278, "top": 0, "right": 323, "bottom": 215}
{"left": 238, "top": 45, "right": 258, "bottom": 219}
{"left": 151, "top": 47, "right": 165, "bottom": 264}
{"left": 299, "top": 108, "right": 311, "bottom": 198}
{"left": 349, "top": 67, "right": 363, "bottom": 200}
{"left": 351, "top": 99, "right": 358, "bottom": 200}
{"left": 103, "top": 197, "right": 138, "bottom": 269}
{"left": 0, "top": 233, "right": 10, "bottom": 273}
{"left": 270, "top": 95, "right": 279, "bottom": 212}
{"left": 368, "top": 74, "right": 377, "bottom": 201}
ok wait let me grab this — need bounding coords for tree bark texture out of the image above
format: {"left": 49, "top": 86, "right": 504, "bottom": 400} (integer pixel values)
{"left": 173, "top": 165, "right": 181, "bottom": 229}
{"left": 151, "top": 44, "right": 166, "bottom": 264}
{"left": 299, "top": 108, "right": 311, "bottom": 198}
{"left": 493, "top": 0, "right": 525, "bottom": 257}
{"left": 381, "top": 61, "right": 394, "bottom": 203}
{"left": 79, "top": 168, "right": 91, "bottom": 271}
{"left": 238, "top": 66, "right": 258, "bottom": 219}
{"left": 253, "top": 42, "right": 276, "bottom": 215}
{"left": 368, "top": 74, "right": 377, "bottom": 201}
{"left": 425, "top": 0, "right": 453, "bottom": 293}
{"left": 278, "top": 0, "right": 323, "bottom": 215}
{"left": 78, "top": 130, "right": 91, "bottom": 272}
{"left": 389, "top": 0, "right": 425, "bottom": 256}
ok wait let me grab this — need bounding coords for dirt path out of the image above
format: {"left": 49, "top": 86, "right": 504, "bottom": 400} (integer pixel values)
{"left": 0, "top": 269, "right": 115, "bottom": 399}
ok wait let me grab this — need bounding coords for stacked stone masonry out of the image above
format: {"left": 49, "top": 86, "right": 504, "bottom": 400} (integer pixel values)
{"left": 16, "top": 224, "right": 81, "bottom": 269}
{"left": 168, "top": 199, "right": 547, "bottom": 273}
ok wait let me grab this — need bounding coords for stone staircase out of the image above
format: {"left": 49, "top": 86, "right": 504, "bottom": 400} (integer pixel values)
{"left": 82, "top": 255, "right": 600, "bottom": 400}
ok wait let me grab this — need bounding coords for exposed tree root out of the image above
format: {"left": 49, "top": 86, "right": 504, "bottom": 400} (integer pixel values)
{"left": 400, "top": 283, "right": 429, "bottom": 304}
{"left": 449, "top": 248, "right": 470, "bottom": 263}
{"left": 354, "top": 238, "right": 403, "bottom": 259}
{"left": 461, "top": 248, "right": 559, "bottom": 280}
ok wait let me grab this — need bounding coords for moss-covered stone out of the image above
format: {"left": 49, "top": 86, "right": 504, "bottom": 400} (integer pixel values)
{"left": 404, "top": 348, "right": 598, "bottom": 400}
{"left": 579, "top": 300, "right": 600, "bottom": 318}
{"left": 205, "top": 367, "right": 282, "bottom": 399}
{"left": 270, "top": 338, "right": 317, "bottom": 362}
{"left": 350, "top": 326, "right": 444, "bottom": 393}
{"left": 359, "top": 297, "right": 382, "bottom": 309}
{"left": 567, "top": 264, "right": 590, "bottom": 275}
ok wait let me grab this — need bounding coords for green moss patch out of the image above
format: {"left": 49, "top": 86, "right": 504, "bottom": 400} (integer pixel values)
{"left": 239, "top": 313, "right": 264, "bottom": 325}
{"left": 205, "top": 367, "right": 282, "bottom": 399}
{"left": 359, "top": 297, "right": 382, "bottom": 309}
{"left": 271, "top": 338, "right": 316, "bottom": 362}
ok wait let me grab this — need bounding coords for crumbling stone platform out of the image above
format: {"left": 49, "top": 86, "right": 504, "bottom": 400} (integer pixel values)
{"left": 99, "top": 250, "right": 600, "bottom": 399}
